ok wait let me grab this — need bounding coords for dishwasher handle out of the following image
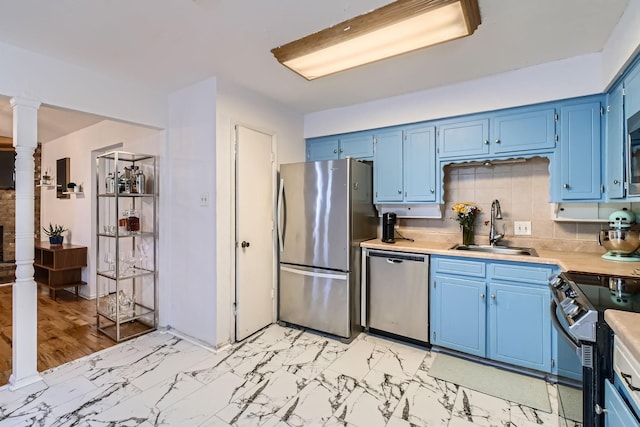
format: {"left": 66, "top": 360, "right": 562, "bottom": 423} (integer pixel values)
{"left": 368, "top": 250, "right": 426, "bottom": 263}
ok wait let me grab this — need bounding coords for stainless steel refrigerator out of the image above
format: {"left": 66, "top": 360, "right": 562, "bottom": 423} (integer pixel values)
{"left": 277, "top": 158, "right": 377, "bottom": 340}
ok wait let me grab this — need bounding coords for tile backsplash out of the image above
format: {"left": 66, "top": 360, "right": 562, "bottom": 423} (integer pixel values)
{"left": 395, "top": 157, "right": 606, "bottom": 253}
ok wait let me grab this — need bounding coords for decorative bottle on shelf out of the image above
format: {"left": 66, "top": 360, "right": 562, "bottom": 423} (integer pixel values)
{"left": 105, "top": 172, "right": 115, "bottom": 194}
{"left": 135, "top": 168, "right": 145, "bottom": 194}
{"left": 127, "top": 209, "right": 140, "bottom": 233}
{"left": 118, "top": 211, "right": 128, "bottom": 235}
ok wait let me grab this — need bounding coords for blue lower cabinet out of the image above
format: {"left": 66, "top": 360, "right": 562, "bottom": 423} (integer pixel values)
{"left": 431, "top": 274, "right": 486, "bottom": 357}
{"left": 488, "top": 282, "right": 551, "bottom": 372}
{"left": 430, "top": 256, "right": 555, "bottom": 373}
{"left": 605, "top": 378, "right": 640, "bottom": 427}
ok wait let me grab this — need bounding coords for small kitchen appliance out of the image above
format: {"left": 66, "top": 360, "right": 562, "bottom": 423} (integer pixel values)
{"left": 382, "top": 212, "right": 396, "bottom": 243}
{"left": 598, "top": 210, "right": 640, "bottom": 261}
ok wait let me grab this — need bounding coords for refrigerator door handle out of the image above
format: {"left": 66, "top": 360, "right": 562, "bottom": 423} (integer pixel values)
{"left": 281, "top": 266, "right": 347, "bottom": 281}
{"left": 277, "top": 178, "right": 284, "bottom": 252}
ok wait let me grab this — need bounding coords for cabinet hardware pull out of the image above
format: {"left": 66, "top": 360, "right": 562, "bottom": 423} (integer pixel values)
{"left": 614, "top": 179, "right": 620, "bottom": 185}
{"left": 563, "top": 183, "right": 570, "bottom": 189}
{"left": 241, "top": 241, "right": 250, "bottom": 248}
{"left": 495, "top": 138, "right": 501, "bottom": 144}
{"left": 594, "top": 404, "right": 607, "bottom": 415}
{"left": 491, "top": 294, "right": 496, "bottom": 300}
{"left": 430, "top": 188, "right": 435, "bottom": 193}
{"left": 621, "top": 372, "right": 640, "bottom": 392}
{"left": 333, "top": 149, "right": 337, "bottom": 154}
{"left": 483, "top": 140, "right": 489, "bottom": 145}
{"left": 480, "top": 293, "right": 485, "bottom": 299}
{"left": 398, "top": 189, "right": 402, "bottom": 194}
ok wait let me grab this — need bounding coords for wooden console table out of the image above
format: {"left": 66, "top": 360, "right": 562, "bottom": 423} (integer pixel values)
{"left": 34, "top": 241, "right": 87, "bottom": 300}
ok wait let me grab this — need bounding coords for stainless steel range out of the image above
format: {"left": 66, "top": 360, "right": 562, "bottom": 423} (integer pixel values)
{"left": 550, "top": 271, "right": 640, "bottom": 427}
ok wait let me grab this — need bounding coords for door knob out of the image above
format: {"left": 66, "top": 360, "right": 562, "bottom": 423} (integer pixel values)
{"left": 241, "top": 241, "right": 250, "bottom": 248}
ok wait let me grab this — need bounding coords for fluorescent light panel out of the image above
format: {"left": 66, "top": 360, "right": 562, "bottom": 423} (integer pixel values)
{"left": 272, "top": 0, "right": 481, "bottom": 80}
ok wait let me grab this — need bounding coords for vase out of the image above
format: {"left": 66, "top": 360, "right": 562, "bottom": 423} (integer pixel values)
{"left": 462, "top": 225, "right": 474, "bottom": 246}
{"left": 49, "top": 236, "right": 64, "bottom": 245}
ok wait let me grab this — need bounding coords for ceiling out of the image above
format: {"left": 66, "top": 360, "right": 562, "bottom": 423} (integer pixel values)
{"left": 0, "top": 0, "right": 631, "bottom": 142}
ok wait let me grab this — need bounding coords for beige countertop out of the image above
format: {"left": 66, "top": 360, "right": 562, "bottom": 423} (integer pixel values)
{"left": 605, "top": 310, "right": 640, "bottom": 362}
{"left": 360, "top": 238, "right": 640, "bottom": 277}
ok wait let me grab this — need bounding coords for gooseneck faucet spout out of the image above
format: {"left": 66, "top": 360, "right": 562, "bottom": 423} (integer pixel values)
{"left": 489, "top": 199, "right": 504, "bottom": 246}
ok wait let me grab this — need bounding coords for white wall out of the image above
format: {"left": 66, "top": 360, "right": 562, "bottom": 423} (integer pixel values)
{"left": 0, "top": 41, "right": 166, "bottom": 130}
{"left": 303, "top": 54, "right": 604, "bottom": 138}
{"left": 41, "top": 121, "right": 163, "bottom": 298}
{"left": 166, "top": 78, "right": 218, "bottom": 345}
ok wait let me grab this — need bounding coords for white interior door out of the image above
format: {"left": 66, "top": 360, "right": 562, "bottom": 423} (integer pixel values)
{"left": 235, "top": 125, "right": 275, "bottom": 341}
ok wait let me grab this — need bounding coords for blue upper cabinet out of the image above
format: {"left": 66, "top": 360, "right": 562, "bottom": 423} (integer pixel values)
{"left": 373, "top": 128, "right": 404, "bottom": 202}
{"left": 492, "top": 108, "right": 556, "bottom": 155}
{"left": 554, "top": 99, "right": 603, "bottom": 201}
{"left": 339, "top": 132, "right": 374, "bottom": 159}
{"left": 306, "top": 132, "right": 374, "bottom": 161}
{"left": 374, "top": 125, "right": 437, "bottom": 203}
{"left": 438, "top": 119, "right": 489, "bottom": 159}
{"left": 403, "top": 125, "right": 437, "bottom": 202}
{"left": 438, "top": 106, "right": 556, "bottom": 162}
{"left": 306, "top": 136, "right": 339, "bottom": 161}
{"left": 606, "top": 83, "right": 625, "bottom": 199}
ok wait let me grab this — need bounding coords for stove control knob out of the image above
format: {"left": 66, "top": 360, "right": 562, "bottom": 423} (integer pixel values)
{"left": 567, "top": 305, "right": 581, "bottom": 318}
{"left": 563, "top": 302, "right": 579, "bottom": 315}
{"left": 560, "top": 298, "right": 576, "bottom": 308}
{"left": 550, "top": 276, "right": 564, "bottom": 288}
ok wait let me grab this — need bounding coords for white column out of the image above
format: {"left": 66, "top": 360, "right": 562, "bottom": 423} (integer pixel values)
{"left": 9, "top": 97, "right": 42, "bottom": 390}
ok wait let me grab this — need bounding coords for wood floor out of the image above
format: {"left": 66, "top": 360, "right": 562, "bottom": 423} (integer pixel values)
{"left": 0, "top": 283, "right": 118, "bottom": 387}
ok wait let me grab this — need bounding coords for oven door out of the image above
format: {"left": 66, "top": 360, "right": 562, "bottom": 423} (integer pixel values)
{"left": 551, "top": 301, "right": 591, "bottom": 426}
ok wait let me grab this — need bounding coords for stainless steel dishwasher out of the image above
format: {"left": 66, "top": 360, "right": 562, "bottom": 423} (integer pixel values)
{"left": 366, "top": 250, "right": 429, "bottom": 342}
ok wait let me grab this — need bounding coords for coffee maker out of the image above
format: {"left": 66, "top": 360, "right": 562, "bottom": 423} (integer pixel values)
{"left": 382, "top": 212, "right": 396, "bottom": 243}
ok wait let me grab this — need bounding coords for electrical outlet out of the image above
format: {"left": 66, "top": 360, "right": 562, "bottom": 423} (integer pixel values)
{"left": 514, "top": 221, "right": 532, "bottom": 236}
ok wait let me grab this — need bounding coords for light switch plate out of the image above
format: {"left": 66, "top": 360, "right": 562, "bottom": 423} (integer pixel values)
{"left": 514, "top": 221, "right": 532, "bottom": 235}
{"left": 200, "top": 192, "right": 209, "bottom": 207}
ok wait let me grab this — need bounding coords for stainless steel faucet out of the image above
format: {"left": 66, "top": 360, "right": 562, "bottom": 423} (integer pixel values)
{"left": 489, "top": 199, "right": 504, "bottom": 246}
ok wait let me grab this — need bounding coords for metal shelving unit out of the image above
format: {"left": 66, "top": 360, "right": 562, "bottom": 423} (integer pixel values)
{"left": 95, "top": 150, "right": 157, "bottom": 342}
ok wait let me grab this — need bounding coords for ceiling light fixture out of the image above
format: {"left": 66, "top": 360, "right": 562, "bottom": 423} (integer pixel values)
{"left": 271, "top": 0, "right": 481, "bottom": 80}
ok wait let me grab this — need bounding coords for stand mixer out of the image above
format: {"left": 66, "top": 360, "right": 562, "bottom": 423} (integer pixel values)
{"left": 599, "top": 210, "right": 640, "bottom": 261}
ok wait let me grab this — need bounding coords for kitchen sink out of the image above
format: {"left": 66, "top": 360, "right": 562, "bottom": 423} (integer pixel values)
{"left": 450, "top": 244, "right": 538, "bottom": 257}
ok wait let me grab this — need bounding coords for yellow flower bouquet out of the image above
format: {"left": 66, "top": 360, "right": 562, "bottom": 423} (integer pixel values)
{"left": 452, "top": 202, "right": 481, "bottom": 245}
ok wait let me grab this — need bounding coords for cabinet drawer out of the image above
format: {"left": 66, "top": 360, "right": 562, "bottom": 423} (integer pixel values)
{"left": 489, "top": 263, "right": 555, "bottom": 285}
{"left": 432, "top": 257, "right": 485, "bottom": 278}
{"left": 614, "top": 336, "right": 640, "bottom": 413}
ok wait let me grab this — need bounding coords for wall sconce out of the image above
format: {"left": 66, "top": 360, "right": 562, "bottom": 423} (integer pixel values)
{"left": 271, "top": 0, "right": 481, "bottom": 80}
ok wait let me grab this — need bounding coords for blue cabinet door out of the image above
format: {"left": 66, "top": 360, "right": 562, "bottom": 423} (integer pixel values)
{"left": 431, "top": 273, "right": 486, "bottom": 357}
{"left": 306, "top": 136, "right": 339, "bottom": 161}
{"left": 374, "top": 129, "right": 404, "bottom": 202}
{"left": 488, "top": 282, "right": 551, "bottom": 372}
{"left": 605, "top": 379, "right": 640, "bottom": 427}
{"left": 438, "top": 119, "right": 490, "bottom": 159}
{"left": 492, "top": 108, "right": 556, "bottom": 154}
{"left": 340, "top": 132, "right": 374, "bottom": 159}
{"left": 558, "top": 101, "right": 602, "bottom": 201}
{"left": 606, "top": 83, "right": 625, "bottom": 199}
{"left": 403, "top": 125, "right": 436, "bottom": 202}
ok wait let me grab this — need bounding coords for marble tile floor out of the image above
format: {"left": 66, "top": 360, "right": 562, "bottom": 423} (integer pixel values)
{"left": 0, "top": 324, "right": 579, "bottom": 426}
